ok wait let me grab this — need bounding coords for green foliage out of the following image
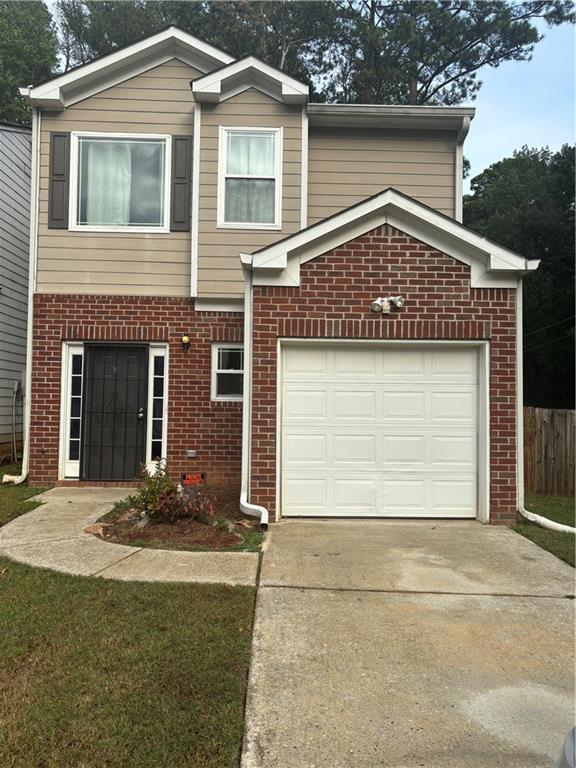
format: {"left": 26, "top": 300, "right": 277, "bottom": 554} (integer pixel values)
{"left": 514, "top": 494, "right": 575, "bottom": 567}
{"left": 0, "top": 1, "right": 58, "bottom": 124}
{"left": 128, "top": 462, "right": 177, "bottom": 516}
{"left": 464, "top": 145, "right": 575, "bottom": 408}
{"left": 54, "top": 0, "right": 574, "bottom": 105}
{"left": 325, "top": 0, "right": 574, "bottom": 104}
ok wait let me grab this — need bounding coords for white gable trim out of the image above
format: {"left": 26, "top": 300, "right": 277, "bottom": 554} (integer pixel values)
{"left": 241, "top": 189, "right": 539, "bottom": 289}
{"left": 20, "top": 27, "right": 233, "bottom": 109}
{"left": 192, "top": 56, "right": 308, "bottom": 105}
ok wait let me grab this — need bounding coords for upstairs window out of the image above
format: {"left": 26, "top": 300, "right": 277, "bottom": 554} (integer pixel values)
{"left": 70, "top": 134, "right": 170, "bottom": 232}
{"left": 218, "top": 128, "right": 281, "bottom": 229}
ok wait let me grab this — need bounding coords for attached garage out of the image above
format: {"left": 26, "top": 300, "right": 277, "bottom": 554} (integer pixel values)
{"left": 280, "top": 343, "right": 486, "bottom": 519}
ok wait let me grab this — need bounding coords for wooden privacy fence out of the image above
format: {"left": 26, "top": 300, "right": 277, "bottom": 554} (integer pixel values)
{"left": 524, "top": 407, "right": 575, "bottom": 496}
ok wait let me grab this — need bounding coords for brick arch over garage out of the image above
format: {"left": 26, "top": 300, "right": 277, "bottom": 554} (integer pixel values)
{"left": 249, "top": 224, "right": 517, "bottom": 523}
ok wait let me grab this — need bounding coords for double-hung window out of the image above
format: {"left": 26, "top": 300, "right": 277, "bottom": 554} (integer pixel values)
{"left": 219, "top": 127, "right": 281, "bottom": 229}
{"left": 70, "top": 133, "right": 171, "bottom": 232}
{"left": 211, "top": 344, "right": 244, "bottom": 401}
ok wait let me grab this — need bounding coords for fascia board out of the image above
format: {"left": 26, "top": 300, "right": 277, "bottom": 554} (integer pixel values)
{"left": 25, "top": 28, "right": 232, "bottom": 106}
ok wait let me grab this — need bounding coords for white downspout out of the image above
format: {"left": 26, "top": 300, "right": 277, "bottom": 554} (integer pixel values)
{"left": 3, "top": 107, "right": 40, "bottom": 485}
{"left": 239, "top": 265, "right": 269, "bottom": 529}
{"left": 515, "top": 280, "right": 575, "bottom": 534}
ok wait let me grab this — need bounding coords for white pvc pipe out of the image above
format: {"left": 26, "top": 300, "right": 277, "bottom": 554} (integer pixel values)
{"left": 3, "top": 108, "right": 39, "bottom": 486}
{"left": 518, "top": 505, "right": 576, "bottom": 535}
{"left": 239, "top": 267, "right": 269, "bottom": 529}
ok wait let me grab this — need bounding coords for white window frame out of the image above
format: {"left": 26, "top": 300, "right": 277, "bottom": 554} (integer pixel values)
{"left": 69, "top": 131, "right": 172, "bottom": 233}
{"left": 217, "top": 126, "right": 282, "bottom": 230}
{"left": 59, "top": 343, "right": 84, "bottom": 479}
{"left": 211, "top": 343, "right": 244, "bottom": 401}
{"left": 58, "top": 342, "right": 169, "bottom": 480}
{"left": 145, "top": 344, "right": 169, "bottom": 473}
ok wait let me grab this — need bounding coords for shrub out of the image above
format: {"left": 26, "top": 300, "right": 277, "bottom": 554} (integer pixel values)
{"left": 129, "top": 462, "right": 177, "bottom": 517}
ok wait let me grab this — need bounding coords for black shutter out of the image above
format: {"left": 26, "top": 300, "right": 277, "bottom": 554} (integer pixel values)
{"left": 170, "top": 136, "right": 192, "bottom": 231}
{"left": 48, "top": 132, "right": 70, "bottom": 229}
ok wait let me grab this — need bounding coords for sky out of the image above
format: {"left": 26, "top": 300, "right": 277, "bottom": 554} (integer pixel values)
{"left": 463, "top": 22, "right": 575, "bottom": 190}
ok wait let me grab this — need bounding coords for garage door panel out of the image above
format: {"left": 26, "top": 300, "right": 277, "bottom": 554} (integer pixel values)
{"left": 334, "top": 434, "right": 376, "bottom": 464}
{"left": 382, "top": 435, "right": 425, "bottom": 464}
{"left": 284, "top": 434, "right": 327, "bottom": 464}
{"left": 382, "top": 392, "right": 425, "bottom": 420}
{"left": 281, "top": 345, "right": 478, "bottom": 519}
{"left": 284, "top": 390, "right": 327, "bottom": 420}
{"left": 432, "top": 391, "right": 476, "bottom": 422}
{"left": 334, "top": 390, "right": 376, "bottom": 420}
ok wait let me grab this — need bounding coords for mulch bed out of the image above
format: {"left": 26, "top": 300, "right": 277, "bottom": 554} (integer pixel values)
{"left": 89, "top": 485, "right": 262, "bottom": 552}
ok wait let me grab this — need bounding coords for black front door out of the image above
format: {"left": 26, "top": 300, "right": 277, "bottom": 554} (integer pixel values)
{"left": 81, "top": 345, "right": 148, "bottom": 480}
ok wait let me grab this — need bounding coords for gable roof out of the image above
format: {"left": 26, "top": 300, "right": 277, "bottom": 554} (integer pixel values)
{"left": 20, "top": 26, "right": 233, "bottom": 110}
{"left": 241, "top": 188, "right": 539, "bottom": 289}
{"left": 191, "top": 56, "right": 308, "bottom": 105}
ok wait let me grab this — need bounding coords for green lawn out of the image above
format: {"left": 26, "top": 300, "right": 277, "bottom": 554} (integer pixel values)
{"left": 0, "top": 475, "right": 256, "bottom": 768}
{"left": 514, "top": 493, "right": 575, "bottom": 567}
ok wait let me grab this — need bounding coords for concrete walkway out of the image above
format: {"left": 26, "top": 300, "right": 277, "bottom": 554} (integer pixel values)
{"left": 0, "top": 488, "right": 258, "bottom": 586}
{"left": 242, "top": 520, "right": 575, "bottom": 768}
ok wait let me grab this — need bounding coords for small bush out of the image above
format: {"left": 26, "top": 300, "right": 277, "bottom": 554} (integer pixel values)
{"left": 129, "top": 462, "right": 177, "bottom": 517}
{"left": 127, "top": 463, "right": 216, "bottom": 524}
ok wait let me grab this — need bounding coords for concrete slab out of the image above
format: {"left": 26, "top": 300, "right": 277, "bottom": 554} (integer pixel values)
{"left": 0, "top": 502, "right": 113, "bottom": 544}
{"left": 261, "top": 520, "right": 575, "bottom": 597}
{"left": 0, "top": 536, "right": 138, "bottom": 576}
{"left": 97, "top": 548, "right": 258, "bottom": 586}
{"left": 33, "top": 487, "right": 131, "bottom": 504}
{"left": 242, "top": 587, "right": 574, "bottom": 768}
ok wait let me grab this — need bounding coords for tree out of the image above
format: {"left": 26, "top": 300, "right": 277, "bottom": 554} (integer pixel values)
{"left": 326, "top": 1, "right": 575, "bottom": 104}
{"left": 56, "top": 0, "right": 337, "bottom": 95}
{"left": 464, "top": 145, "right": 575, "bottom": 409}
{"left": 0, "top": 1, "right": 58, "bottom": 124}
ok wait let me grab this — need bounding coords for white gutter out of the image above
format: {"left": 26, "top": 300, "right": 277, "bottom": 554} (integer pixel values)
{"left": 239, "top": 265, "right": 269, "bottom": 529}
{"left": 454, "top": 116, "right": 470, "bottom": 223}
{"left": 515, "top": 281, "right": 575, "bottom": 534}
{"left": 3, "top": 108, "right": 40, "bottom": 485}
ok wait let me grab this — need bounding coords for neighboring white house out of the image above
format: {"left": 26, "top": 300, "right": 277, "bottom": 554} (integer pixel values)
{"left": 0, "top": 122, "right": 31, "bottom": 462}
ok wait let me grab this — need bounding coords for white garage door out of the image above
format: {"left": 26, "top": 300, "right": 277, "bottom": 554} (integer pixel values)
{"left": 281, "top": 344, "right": 478, "bottom": 518}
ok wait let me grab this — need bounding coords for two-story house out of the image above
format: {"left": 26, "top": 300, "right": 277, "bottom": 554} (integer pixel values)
{"left": 16, "top": 27, "right": 538, "bottom": 525}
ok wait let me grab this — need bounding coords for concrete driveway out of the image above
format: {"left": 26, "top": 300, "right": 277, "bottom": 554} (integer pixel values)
{"left": 242, "top": 521, "right": 575, "bottom": 768}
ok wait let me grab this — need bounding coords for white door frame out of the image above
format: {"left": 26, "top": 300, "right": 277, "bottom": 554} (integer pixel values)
{"left": 276, "top": 339, "right": 490, "bottom": 523}
{"left": 58, "top": 341, "right": 169, "bottom": 480}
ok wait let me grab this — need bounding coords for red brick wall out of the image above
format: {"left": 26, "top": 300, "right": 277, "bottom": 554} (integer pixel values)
{"left": 251, "top": 224, "right": 518, "bottom": 523}
{"left": 29, "top": 295, "right": 243, "bottom": 485}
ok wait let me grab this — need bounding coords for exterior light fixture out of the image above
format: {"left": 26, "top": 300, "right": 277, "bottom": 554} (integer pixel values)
{"left": 181, "top": 334, "right": 191, "bottom": 352}
{"left": 369, "top": 295, "right": 405, "bottom": 314}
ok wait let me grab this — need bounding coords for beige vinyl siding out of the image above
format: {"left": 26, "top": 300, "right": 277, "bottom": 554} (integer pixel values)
{"left": 197, "top": 89, "right": 302, "bottom": 299}
{"left": 37, "top": 59, "right": 200, "bottom": 296}
{"left": 308, "top": 128, "right": 456, "bottom": 225}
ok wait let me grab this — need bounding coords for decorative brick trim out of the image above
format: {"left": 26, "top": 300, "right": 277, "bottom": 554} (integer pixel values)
{"left": 250, "top": 224, "right": 518, "bottom": 525}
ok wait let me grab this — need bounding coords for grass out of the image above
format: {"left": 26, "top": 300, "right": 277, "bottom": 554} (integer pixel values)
{"left": 0, "top": 471, "right": 256, "bottom": 767}
{"left": 0, "top": 463, "right": 48, "bottom": 527}
{"left": 514, "top": 493, "right": 575, "bottom": 567}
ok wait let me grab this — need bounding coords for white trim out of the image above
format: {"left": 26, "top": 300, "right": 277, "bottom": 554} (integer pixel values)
{"left": 276, "top": 339, "right": 490, "bottom": 523}
{"left": 242, "top": 188, "right": 539, "bottom": 288}
{"left": 454, "top": 116, "right": 470, "bottom": 222}
{"left": 211, "top": 343, "right": 244, "bottom": 402}
{"left": 68, "top": 131, "right": 172, "bottom": 233}
{"left": 145, "top": 344, "right": 169, "bottom": 471}
{"left": 217, "top": 126, "right": 283, "bottom": 230}
{"left": 516, "top": 281, "right": 524, "bottom": 510}
{"left": 190, "top": 103, "right": 201, "bottom": 297}
{"left": 194, "top": 298, "right": 244, "bottom": 313}
{"left": 59, "top": 343, "right": 84, "bottom": 479}
{"left": 300, "top": 106, "right": 308, "bottom": 229}
{"left": 21, "top": 27, "right": 233, "bottom": 109}
{"left": 192, "top": 56, "right": 308, "bottom": 104}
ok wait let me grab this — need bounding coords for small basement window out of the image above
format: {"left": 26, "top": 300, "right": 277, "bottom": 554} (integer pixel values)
{"left": 212, "top": 344, "right": 243, "bottom": 401}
